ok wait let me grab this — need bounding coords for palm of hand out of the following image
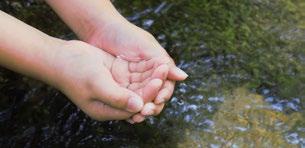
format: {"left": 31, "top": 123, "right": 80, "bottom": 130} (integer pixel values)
{"left": 75, "top": 55, "right": 169, "bottom": 122}
{"left": 109, "top": 56, "right": 170, "bottom": 123}
{"left": 54, "top": 41, "right": 169, "bottom": 122}
{"left": 86, "top": 22, "right": 186, "bottom": 123}
{"left": 89, "top": 22, "right": 168, "bottom": 61}
{"left": 111, "top": 57, "right": 168, "bottom": 103}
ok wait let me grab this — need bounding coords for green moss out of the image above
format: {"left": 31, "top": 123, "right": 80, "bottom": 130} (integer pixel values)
{"left": 128, "top": 0, "right": 305, "bottom": 97}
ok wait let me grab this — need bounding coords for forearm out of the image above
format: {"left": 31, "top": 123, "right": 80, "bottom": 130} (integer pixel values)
{"left": 0, "top": 11, "right": 63, "bottom": 86}
{"left": 45, "top": 0, "right": 128, "bottom": 41}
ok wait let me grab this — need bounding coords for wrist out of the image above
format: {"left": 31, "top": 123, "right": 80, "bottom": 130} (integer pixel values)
{"left": 32, "top": 36, "right": 66, "bottom": 88}
{"left": 84, "top": 17, "right": 131, "bottom": 44}
{"left": 71, "top": 1, "right": 130, "bottom": 42}
{"left": 46, "top": 0, "right": 129, "bottom": 42}
{"left": 81, "top": 11, "right": 131, "bottom": 42}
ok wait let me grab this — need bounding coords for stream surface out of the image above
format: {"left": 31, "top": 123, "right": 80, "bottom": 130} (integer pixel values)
{"left": 0, "top": 0, "right": 305, "bottom": 147}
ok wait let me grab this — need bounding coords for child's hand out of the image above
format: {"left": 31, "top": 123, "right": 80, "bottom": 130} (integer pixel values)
{"left": 50, "top": 40, "right": 169, "bottom": 121}
{"left": 111, "top": 54, "right": 171, "bottom": 123}
{"left": 45, "top": 0, "right": 188, "bottom": 121}
{"left": 86, "top": 21, "right": 187, "bottom": 120}
{"left": 0, "top": 10, "right": 171, "bottom": 123}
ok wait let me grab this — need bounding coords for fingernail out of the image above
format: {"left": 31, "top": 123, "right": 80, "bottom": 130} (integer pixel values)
{"left": 126, "top": 119, "right": 135, "bottom": 124}
{"left": 155, "top": 98, "right": 164, "bottom": 104}
{"left": 135, "top": 116, "right": 145, "bottom": 123}
{"left": 133, "top": 114, "right": 146, "bottom": 123}
{"left": 127, "top": 96, "right": 143, "bottom": 112}
{"left": 141, "top": 103, "right": 155, "bottom": 115}
{"left": 175, "top": 67, "right": 188, "bottom": 79}
{"left": 142, "top": 108, "right": 154, "bottom": 116}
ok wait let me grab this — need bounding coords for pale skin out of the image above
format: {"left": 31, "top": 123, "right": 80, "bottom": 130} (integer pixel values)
{"left": 0, "top": 11, "right": 174, "bottom": 122}
{"left": 45, "top": 0, "right": 188, "bottom": 122}
{"left": 0, "top": 0, "right": 188, "bottom": 123}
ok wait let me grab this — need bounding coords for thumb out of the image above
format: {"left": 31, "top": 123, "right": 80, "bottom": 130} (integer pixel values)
{"left": 92, "top": 73, "right": 144, "bottom": 113}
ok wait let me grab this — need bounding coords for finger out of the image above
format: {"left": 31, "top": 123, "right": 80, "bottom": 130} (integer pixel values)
{"left": 153, "top": 103, "right": 165, "bottom": 116}
{"left": 111, "top": 57, "right": 130, "bottom": 87}
{"left": 132, "top": 113, "right": 146, "bottom": 123}
{"left": 129, "top": 56, "right": 170, "bottom": 73}
{"left": 130, "top": 64, "right": 169, "bottom": 83}
{"left": 151, "top": 64, "right": 169, "bottom": 81}
{"left": 164, "top": 57, "right": 188, "bottom": 81}
{"left": 128, "top": 78, "right": 150, "bottom": 91}
{"left": 92, "top": 71, "right": 144, "bottom": 113}
{"left": 154, "top": 80, "right": 175, "bottom": 104}
{"left": 141, "top": 102, "right": 156, "bottom": 116}
{"left": 130, "top": 68, "right": 154, "bottom": 83}
{"left": 85, "top": 100, "right": 132, "bottom": 121}
{"left": 128, "top": 64, "right": 169, "bottom": 91}
{"left": 136, "top": 103, "right": 164, "bottom": 117}
{"left": 129, "top": 59, "right": 155, "bottom": 72}
{"left": 168, "top": 66, "right": 188, "bottom": 81}
{"left": 135, "top": 78, "right": 163, "bottom": 103}
{"left": 134, "top": 49, "right": 187, "bottom": 80}
{"left": 126, "top": 119, "right": 135, "bottom": 124}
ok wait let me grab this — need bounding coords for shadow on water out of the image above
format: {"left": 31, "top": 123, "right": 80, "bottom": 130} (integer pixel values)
{"left": 1, "top": 0, "right": 305, "bottom": 147}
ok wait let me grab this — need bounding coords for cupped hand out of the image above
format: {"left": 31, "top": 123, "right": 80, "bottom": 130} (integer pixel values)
{"left": 86, "top": 20, "right": 188, "bottom": 121}
{"left": 112, "top": 55, "right": 172, "bottom": 123}
{"left": 51, "top": 40, "right": 169, "bottom": 121}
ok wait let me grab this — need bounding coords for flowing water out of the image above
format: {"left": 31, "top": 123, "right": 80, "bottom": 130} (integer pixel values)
{"left": 0, "top": 0, "right": 305, "bottom": 147}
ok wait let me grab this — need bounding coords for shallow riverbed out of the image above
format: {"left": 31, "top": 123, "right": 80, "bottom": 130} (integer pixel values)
{"left": 0, "top": 0, "right": 305, "bottom": 147}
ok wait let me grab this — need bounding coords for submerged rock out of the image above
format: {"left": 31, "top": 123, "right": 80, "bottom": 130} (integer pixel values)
{"left": 177, "top": 88, "right": 304, "bottom": 148}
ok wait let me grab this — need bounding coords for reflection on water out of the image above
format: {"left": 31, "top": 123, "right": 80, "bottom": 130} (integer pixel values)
{"left": 176, "top": 88, "right": 304, "bottom": 147}
{"left": 0, "top": 0, "right": 305, "bottom": 147}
